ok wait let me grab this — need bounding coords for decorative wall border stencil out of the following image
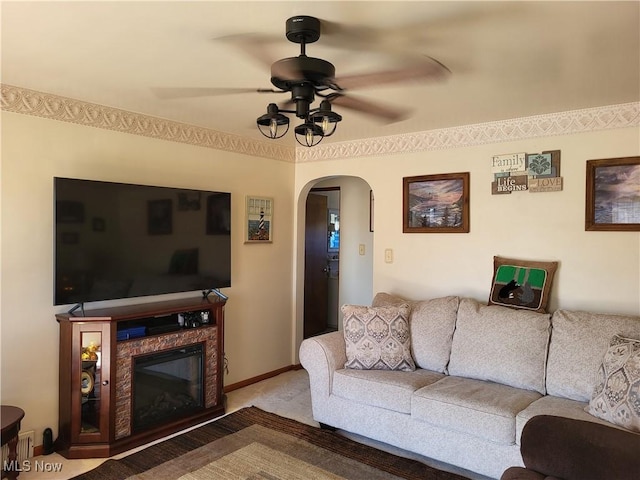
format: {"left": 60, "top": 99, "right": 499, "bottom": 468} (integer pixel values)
{"left": 297, "top": 102, "right": 640, "bottom": 162}
{"left": 2, "top": 84, "right": 638, "bottom": 163}
{"left": 0, "top": 84, "right": 295, "bottom": 162}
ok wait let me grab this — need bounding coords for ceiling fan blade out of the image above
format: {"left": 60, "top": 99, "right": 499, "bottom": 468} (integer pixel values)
{"left": 151, "top": 87, "right": 277, "bottom": 99}
{"left": 328, "top": 94, "right": 409, "bottom": 123}
{"left": 316, "top": 4, "right": 520, "bottom": 55}
{"left": 214, "top": 33, "right": 281, "bottom": 71}
{"left": 332, "top": 56, "right": 451, "bottom": 91}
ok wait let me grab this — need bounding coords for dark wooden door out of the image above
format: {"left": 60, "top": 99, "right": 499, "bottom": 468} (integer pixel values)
{"left": 304, "top": 193, "right": 328, "bottom": 338}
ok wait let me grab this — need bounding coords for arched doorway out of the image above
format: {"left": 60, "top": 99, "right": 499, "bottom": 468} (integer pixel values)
{"left": 304, "top": 186, "right": 340, "bottom": 338}
{"left": 300, "top": 176, "right": 374, "bottom": 339}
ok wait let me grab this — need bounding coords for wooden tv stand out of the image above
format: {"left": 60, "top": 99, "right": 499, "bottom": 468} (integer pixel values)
{"left": 55, "top": 296, "right": 226, "bottom": 459}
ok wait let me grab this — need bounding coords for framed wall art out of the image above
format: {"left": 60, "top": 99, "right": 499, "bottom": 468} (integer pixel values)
{"left": 585, "top": 156, "right": 640, "bottom": 231}
{"left": 403, "top": 172, "right": 470, "bottom": 233}
{"left": 245, "top": 196, "right": 273, "bottom": 242}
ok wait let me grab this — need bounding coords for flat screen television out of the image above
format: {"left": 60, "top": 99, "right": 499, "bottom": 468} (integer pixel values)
{"left": 54, "top": 177, "right": 231, "bottom": 306}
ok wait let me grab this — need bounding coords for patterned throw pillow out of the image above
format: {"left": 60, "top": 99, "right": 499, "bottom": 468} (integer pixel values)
{"left": 342, "top": 303, "right": 415, "bottom": 371}
{"left": 587, "top": 335, "right": 640, "bottom": 432}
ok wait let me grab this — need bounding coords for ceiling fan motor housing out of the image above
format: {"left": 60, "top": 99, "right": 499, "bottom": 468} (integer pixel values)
{"left": 270, "top": 56, "right": 335, "bottom": 90}
{"left": 286, "top": 16, "right": 321, "bottom": 44}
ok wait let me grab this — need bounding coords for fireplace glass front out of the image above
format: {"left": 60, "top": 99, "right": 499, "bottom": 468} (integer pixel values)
{"left": 132, "top": 343, "right": 204, "bottom": 432}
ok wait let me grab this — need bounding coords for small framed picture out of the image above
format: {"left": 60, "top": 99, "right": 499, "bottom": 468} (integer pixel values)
{"left": 585, "top": 156, "right": 640, "bottom": 231}
{"left": 245, "top": 196, "right": 273, "bottom": 243}
{"left": 403, "top": 172, "right": 470, "bottom": 233}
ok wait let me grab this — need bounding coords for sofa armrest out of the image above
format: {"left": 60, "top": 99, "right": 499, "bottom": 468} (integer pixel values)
{"left": 518, "top": 415, "right": 640, "bottom": 480}
{"left": 299, "top": 331, "right": 346, "bottom": 403}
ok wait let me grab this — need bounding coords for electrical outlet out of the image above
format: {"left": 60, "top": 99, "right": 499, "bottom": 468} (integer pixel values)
{"left": 384, "top": 249, "right": 393, "bottom": 263}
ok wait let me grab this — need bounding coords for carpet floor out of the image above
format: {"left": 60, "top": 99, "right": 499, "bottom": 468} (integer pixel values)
{"left": 69, "top": 406, "right": 470, "bottom": 480}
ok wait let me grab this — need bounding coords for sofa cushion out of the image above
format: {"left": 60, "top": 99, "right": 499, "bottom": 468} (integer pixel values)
{"left": 412, "top": 376, "right": 541, "bottom": 444}
{"left": 372, "top": 293, "right": 459, "bottom": 373}
{"left": 546, "top": 310, "right": 640, "bottom": 402}
{"left": 587, "top": 334, "right": 640, "bottom": 432}
{"left": 448, "top": 298, "right": 551, "bottom": 394}
{"left": 342, "top": 303, "right": 415, "bottom": 371}
{"left": 332, "top": 368, "right": 444, "bottom": 414}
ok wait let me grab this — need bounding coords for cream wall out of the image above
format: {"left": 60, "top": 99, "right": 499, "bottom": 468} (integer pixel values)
{"left": 1, "top": 112, "right": 294, "bottom": 441}
{"left": 294, "top": 126, "right": 640, "bottom": 346}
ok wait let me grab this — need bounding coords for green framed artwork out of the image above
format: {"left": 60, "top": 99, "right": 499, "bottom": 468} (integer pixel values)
{"left": 488, "top": 256, "right": 558, "bottom": 313}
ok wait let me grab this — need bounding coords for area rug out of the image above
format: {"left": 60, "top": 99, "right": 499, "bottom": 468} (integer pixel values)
{"left": 71, "top": 406, "right": 470, "bottom": 480}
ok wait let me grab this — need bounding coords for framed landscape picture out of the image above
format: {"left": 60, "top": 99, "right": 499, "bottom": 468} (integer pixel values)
{"left": 585, "top": 156, "right": 640, "bottom": 231}
{"left": 403, "top": 172, "right": 470, "bottom": 233}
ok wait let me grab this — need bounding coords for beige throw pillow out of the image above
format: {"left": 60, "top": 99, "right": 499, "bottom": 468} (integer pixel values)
{"left": 342, "top": 303, "right": 415, "bottom": 371}
{"left": 587, "top": 335, "right": 640, "bottom": 432}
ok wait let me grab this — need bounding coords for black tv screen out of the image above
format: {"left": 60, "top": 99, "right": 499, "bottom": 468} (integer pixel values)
{"left": 54, "top": 177, "right": 231, "bottom": 305}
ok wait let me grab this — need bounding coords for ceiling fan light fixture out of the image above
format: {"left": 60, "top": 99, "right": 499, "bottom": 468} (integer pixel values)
{"left": 294, "top": 122, "right": 324, "bottom": 147}
{"left": 257, "top": 103, "right": 290, "bottom": 139}
{"left": 310, "top": 99, "right": 342, "bottom": 137}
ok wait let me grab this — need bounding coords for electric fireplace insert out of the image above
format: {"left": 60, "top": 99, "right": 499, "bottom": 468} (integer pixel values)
{"left": 132, "top": 343, "right": 204, "bottom": 432}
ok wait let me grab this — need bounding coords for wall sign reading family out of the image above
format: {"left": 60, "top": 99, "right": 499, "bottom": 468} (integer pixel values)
{"left": 403, "top": 172, "right": 470, "bottom": 233}
{"left": 245, "top": 196, "right": 273, "bottom": 242}
{"left": 491, "top": 150, "right": 563, "bottom": 194}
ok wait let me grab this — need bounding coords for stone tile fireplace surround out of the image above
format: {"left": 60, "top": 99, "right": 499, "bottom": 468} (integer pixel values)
{"left": 115, "top": 327, "right": 219, "bottom": 439}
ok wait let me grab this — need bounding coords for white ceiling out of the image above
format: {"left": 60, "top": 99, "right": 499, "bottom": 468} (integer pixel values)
{"left": 2, "top": 1, "right": 639, "bottom": 147}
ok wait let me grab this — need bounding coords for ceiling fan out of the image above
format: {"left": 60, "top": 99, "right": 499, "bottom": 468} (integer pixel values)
{"left": 153, "top": 15, "right": 451, "bottom": 147}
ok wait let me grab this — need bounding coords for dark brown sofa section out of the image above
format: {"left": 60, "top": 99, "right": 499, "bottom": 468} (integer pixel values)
{"left": 501, "top": 415, "right": 640, "bottom": 480}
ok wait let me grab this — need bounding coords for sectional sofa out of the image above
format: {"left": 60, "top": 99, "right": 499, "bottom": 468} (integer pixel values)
{"left": 299, "top": 293, "right": 640, "bottom": 479}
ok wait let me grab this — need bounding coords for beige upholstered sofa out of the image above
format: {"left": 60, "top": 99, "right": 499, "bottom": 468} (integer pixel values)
{"left": 299, "top": 294, "right": 640, "bottom": 479}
